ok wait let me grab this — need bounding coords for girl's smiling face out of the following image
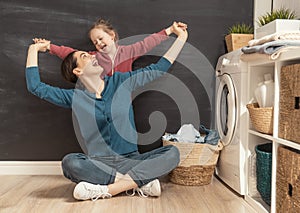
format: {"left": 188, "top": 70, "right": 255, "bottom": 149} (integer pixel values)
{"left": 90, "top": 28, "right": 116, "bottom": 53}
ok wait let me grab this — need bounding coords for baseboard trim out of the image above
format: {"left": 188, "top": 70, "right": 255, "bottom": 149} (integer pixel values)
{"left": 0, "top": 161, "right": 63, "bottom": 175}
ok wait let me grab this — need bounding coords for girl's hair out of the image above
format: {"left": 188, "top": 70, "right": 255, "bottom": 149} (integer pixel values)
{"left": 88, "top": 18, "right": 119, "bottom": 41}
{"left": 61, "top": 51, "right": 78, "bottom": 83}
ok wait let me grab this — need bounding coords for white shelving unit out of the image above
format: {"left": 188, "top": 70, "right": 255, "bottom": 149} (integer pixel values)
{"left": 242, "top": 48, "right": 300, "bottom": 213}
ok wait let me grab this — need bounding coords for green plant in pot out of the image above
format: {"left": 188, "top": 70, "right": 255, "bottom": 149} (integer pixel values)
{"left": 225, "top": 23, "right": 254, "bottom": 52}
{"left": 255, "top": 7, "right": 298, "bottom": 39}
{"left": 257, "top": 7, "right": 296, "bottom": 27}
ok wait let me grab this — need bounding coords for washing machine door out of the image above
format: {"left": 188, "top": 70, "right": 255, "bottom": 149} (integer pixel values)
{"left": 216, "top": 73, "right": 236, "bottom": 146}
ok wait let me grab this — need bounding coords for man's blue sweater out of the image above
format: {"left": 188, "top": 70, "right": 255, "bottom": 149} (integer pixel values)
{"left": 26, "top": 58, "right": 171, "bottom": 156}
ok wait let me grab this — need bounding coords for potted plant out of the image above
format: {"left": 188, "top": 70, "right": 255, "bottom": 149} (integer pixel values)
{"left": 225, "top": 23, "right": 254, "bottom": 52}
{"left": 255, "top": 7, "right": 299, "bottom": 39}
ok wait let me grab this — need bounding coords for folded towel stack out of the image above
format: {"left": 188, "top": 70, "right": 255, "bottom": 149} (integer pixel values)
{"left": 241, "top": 31, "right": 300, "bottom": 59}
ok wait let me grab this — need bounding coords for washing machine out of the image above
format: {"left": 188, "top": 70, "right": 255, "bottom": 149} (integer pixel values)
{"left": 215, "top": 49, "right": 248, "bottom": 195}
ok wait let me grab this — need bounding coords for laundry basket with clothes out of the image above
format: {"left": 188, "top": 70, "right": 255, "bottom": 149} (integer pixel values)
{"left": 162, "top": 124, "right": 222, "bottom": 186}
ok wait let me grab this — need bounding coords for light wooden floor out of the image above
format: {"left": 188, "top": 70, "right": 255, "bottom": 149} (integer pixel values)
{"left": 0, "top": 175, "right": 256, "bottom": 213}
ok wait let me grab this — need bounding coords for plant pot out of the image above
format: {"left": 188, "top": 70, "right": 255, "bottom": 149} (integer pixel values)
{"left": 255, "top": 19, "right": 300, "bottom": 39}
{"left": 225, "top": 34, "right": 254, "bottom": 52}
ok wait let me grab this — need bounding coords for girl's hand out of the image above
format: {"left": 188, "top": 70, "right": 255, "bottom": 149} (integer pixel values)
{"left": 27, "top": 39, "right": 51, "bottom": 67}
{"left": 30, "top": 40, "right": 50, "bottom": 52}
{"left": 32, "top": 38, "right": 51, "bottom": 51}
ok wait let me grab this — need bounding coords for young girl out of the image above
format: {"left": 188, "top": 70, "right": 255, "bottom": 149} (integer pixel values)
{"left": 34, "top": 19, "right": 187, "bottom": 77}
{"left": 26, "top": 22, "right": 188, "bottom": 201}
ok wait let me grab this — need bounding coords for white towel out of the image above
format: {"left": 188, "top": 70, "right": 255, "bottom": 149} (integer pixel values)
{"left": 248, "top": 31, "right": 300, "bottom": 47}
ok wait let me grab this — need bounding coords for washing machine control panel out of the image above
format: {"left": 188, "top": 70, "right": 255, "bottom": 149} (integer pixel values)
{"left": 216, "top": 49, "right": 244, "bottom": 76}
{"left": 222, "top": 58, "right": 230, "bottom": 65}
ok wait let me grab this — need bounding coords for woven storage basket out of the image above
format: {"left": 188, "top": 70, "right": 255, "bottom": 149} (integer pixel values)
{"left": 256, "top": 143, "right": 272, "bottom": 206}
{"left": 279, "top": 64, "right": 300, "bottom": 144}
{"left": 276, "top": 146, "right": 300, "bottom": 212}
{"left": 163, "top": 139, "right": 223, "bottom": 186}
{"left": 247, "top": 103, "right": 273, "bottom": 134}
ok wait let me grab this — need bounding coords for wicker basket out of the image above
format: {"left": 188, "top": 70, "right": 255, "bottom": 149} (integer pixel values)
{"left": 256, "top": 143, "right": 272, "bottom": 206}
{"left": 276, "top": 146, "right": 300, "bottom": 212}
{"left": 247, "top": 103, "right": 273, "bottom": 134}
{"left": 279, "top": 64, "right": 300, "bottom": 144}
{"left": 163, "top": 139, "right": 223, "bottom": 186}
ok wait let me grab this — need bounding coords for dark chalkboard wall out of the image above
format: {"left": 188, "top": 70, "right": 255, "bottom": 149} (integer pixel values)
{"left": 0, "top": 0, "right": 253, "bottom": 160}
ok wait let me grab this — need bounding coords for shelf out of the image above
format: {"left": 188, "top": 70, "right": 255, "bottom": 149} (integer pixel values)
{"left": 245, "top": 47, "right": 300, "bottom": 213}
{"left": 248, "top": 129, "right": 274, "bottom": 141}
{"left": 248, "top": 59, "right": 275, "bottom": 67}
{"left": 274, "top": 137, "right": 300, "bottom": 150}
{"left": 276, "top": 47, "right": 300, "bottom": 61}
{"left": 242, "top": 47, "right": 300, "bottom": 66}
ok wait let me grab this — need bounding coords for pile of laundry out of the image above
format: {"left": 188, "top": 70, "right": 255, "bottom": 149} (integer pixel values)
{"left": 162, "top": 124, "right": 220, "bottom": 145}
{"left": 241, "top": 31, "right": 300, "bottom": 59}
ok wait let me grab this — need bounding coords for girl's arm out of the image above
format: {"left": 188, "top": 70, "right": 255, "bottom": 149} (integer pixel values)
{"left": 33, "top": 38, "right": 96, "bottom": 59}
{"left": 118, "top": 24, "right": 188, "bottom": 90}
{"left": 119, "top": 21, "right": 187, "bottom": 63}
{"left": 49, "top": 44, "right": 97, "bottom": 59}
{"left": 49, "top": 43, "right": 76, "bottom": 59}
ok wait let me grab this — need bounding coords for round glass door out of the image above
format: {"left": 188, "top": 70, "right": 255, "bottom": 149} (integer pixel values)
{"left": 216, "top": 74, "right": 236, "bottom": 146}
